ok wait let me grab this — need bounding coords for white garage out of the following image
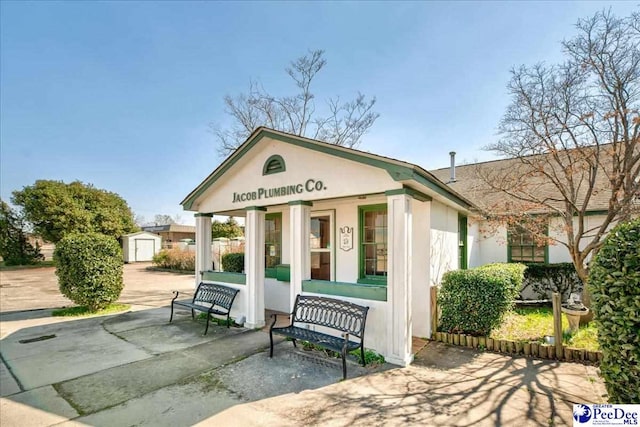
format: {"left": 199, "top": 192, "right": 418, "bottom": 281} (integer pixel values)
{"left": 122, "top": 231, "right": 162, "bottom": 263}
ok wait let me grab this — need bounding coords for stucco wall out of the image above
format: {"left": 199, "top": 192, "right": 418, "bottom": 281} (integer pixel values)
{"left": 467, "top": 220, "right": 481, "bottom": 268}
{"left": 429, "top": 200, "right": 459, "bottom": 285}
{"left": 411, "top": 199, "right": 431, "bottom": 338}
{"left": 547, "top": 215, "right": 612, "bottom": 264}
{"left": 470, "top": 214, "right": 613, "bottom": 267}
{"left": 474, "top": 225, "right": 508, "bottom": 267}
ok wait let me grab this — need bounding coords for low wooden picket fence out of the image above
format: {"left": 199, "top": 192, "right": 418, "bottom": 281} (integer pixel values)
{"left": 432, "top": 331, "right": 602, "bottom": 364}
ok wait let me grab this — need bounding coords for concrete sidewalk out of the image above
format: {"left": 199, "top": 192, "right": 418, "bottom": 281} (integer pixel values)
{"left": 1, "top": 305, "right": 607, "bottom": 426}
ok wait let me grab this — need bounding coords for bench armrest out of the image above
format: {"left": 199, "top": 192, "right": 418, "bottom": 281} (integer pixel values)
{"left": 171, "top": 290, "right": 180, "bottom": 302}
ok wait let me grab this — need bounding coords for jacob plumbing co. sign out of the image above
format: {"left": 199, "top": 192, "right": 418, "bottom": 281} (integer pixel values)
{"left": 232, "top": 179, "right": 327, "bottom": 203}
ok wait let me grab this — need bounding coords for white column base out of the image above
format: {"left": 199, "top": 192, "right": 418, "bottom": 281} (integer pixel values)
{"left": 244, "top": 321, "right": 266, "bottom": 329}
{"left": 385, "top": 353, "right": 415, "bottom": 367}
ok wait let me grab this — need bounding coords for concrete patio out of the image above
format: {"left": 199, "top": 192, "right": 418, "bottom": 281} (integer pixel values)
{"left": 0, "top": 265, "right": 607, "bottom": 426}
{"left": 1, "top": 304, "right": 607, "bottom": 426}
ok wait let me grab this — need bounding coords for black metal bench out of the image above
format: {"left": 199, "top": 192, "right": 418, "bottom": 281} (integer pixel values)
{"left": 269, "top": 294, "right": 369, "bottom": 379}
{"left": 170, "top": 282, "right": 239, "bottom": 335}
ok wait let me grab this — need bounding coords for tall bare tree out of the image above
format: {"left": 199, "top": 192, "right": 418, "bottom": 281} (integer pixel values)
{"left": 212, "top": 50, "right": 380, "bottom": 155}
{"left": 478, "top": 10, "right": 640, "bottom": 312}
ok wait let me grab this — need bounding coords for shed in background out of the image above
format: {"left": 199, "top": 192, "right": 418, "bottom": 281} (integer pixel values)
{"left": 122, "top": 231, "right": 161, "bottom": 263}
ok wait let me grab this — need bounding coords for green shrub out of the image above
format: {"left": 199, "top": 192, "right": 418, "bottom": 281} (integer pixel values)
{"left": 54, "top": 232, "right": 123, "bottom": 311}
{"left": 439, "top": 263, "right": 525, "bottom": 336}
{"left": 152, "top": 248, "right": 194, "bottom": 271}
{"left": 221, "top": 252, "right": 244, "bottom": 273}
{"left": 588, "top": 218, "right": 640, "bottom": 404}
{"left": 521, "top": 263, "right": 582, "bottom": 300}
{"left": 0, "top": 200, "right": 44, "bottom": 266}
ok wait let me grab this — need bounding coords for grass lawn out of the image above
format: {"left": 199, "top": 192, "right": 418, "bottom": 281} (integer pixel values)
{"left": 0, "top": 260, "right": 55, "bottom": 271}
{"left": 491, "top": 306, "right": 599, "bottom": 351}
{"left": 52, "top": 303, "right": 131, "bottom": 317}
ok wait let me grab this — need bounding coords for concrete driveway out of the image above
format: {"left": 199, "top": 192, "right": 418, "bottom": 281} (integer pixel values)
{"left": 0, "top": 266, "right": 607, "bottom": 426}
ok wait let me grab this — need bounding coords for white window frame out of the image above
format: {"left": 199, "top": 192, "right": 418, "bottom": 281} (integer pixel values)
{"left": 310, "top": 210, "right": 335, "bottom": 281}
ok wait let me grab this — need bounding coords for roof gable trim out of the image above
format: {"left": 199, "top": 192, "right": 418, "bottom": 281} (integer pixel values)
{"left": 181, "top": 128, "right": 473, "bottom": 210}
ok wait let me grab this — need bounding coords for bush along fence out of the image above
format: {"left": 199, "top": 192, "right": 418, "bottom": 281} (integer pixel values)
{"left": 431, "top": 286, "right": 603, "bottom": 364}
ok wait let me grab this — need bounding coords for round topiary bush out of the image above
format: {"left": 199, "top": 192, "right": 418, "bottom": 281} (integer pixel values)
{"left": 54, "top": 232, "right": 124, "bottom": 311}
{"left": 438, "top": 263, "right": 525, "bottom": 336}
{"left": 588, "top": 218, "right": 640, "bottom": 404}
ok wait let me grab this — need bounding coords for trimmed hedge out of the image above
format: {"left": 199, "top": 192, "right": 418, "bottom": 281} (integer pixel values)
{"left": 588, "top": 218, "right": 640, "bottom": 404}
{"left": 222, "top": 252, "right": 244, "bottom": 273}
{"left": 439, "top": 263, "right": 525, "bottom": 336}
{"left": 54, "top": 232, "right": 123, "bottom": 311}
{"left": 520, "top": 262, "right": 582, "bottom": 300}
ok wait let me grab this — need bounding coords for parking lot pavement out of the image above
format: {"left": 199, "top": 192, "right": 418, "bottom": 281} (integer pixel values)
{"left": 0, "top": 263, "right": 194, "bottom": 313}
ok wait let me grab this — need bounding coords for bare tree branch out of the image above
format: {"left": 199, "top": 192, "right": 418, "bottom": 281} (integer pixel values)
{"left": 480, "top": 10, "right": 640, "bottom": 292}
{"left": 210, "top": 50, "right": 379, "bottom": 156}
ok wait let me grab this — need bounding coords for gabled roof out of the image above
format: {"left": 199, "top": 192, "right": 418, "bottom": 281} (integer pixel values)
{"left": 181, "top": 127, "right": 476, "bottom": 211}
{"left": 123, "top": 231, "right": 162, "bottom": 238}
{"left": 429, "top": 144, "right": 636, "bottom": 214}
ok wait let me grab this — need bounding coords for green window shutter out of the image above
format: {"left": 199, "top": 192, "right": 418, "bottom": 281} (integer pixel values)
{"left": 458, "top": 214, "right": 468, "bottom": 269}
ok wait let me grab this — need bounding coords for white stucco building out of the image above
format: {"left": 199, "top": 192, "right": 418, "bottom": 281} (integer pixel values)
{"left": 182, "top": 128, "right": 474, "bottom": 366}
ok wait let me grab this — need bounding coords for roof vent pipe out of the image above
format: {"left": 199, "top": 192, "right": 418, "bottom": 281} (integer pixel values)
{"left": 449, "top": 151, "right": 456, "bottom": 183}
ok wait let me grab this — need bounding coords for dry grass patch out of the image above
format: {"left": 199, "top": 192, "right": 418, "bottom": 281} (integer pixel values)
{"left": 490, "top": 306, "right": 599, "bottom": 351}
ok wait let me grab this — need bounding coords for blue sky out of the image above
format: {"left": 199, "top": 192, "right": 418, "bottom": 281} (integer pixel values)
{"left": 1, "top": 1, "right": 637, "bottom": 225}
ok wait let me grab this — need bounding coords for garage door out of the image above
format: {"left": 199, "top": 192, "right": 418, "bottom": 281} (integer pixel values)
{"left": 135, "top": 239, "right": 156, "bottom": 262}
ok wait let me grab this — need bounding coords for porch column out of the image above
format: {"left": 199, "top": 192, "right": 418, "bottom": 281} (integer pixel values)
{"left": 289, "top": 201, "right": 312, "bottom": 309}
{"left": 245, "top": 207, "right": 266, "bottom": 329}
{"left": 195, "top": 213, "right": 213, "bottom": 287}
{"left": 386, "top": 193, "right": 413, "bottom": 366}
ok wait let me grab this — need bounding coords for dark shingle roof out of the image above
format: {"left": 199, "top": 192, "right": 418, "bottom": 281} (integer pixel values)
{"left": 429, "top": 145, "right": 637, "bottom": 214}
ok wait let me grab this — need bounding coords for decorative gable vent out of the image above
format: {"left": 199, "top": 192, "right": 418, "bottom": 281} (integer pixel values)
{"left": 263, "top": 155, "right": 286, "bottom": 175}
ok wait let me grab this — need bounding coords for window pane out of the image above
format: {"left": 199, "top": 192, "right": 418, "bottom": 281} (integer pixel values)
{"left": 310, "top": 216, "right": 330, "bottom": 249}
{"left": 365, "top": 260, "right": 376, "bottom": 275}
{"left": 311, "top": 252, "right": 331, "bottom": 280}
{"left": 365, "top": 212, "right": 375, "bottom": 227}
{"left": 509, "top": 224, "right": 547, "bottom": 263}
{"left": 365, "top": 244, "right": 376, "bottom": 259}
{"left": 364, "top": 229, "right": 374, "bottom": 243}
{"left": 360, "top": 207, "right": 388, "bottom": 280}
{"left": 265, "top": 215, "right": 281, "bottom": 270}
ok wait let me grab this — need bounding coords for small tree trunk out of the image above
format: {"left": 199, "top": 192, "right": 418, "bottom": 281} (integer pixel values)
{"left": 574, "top": 263, "right": 594, "bottom": 325}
